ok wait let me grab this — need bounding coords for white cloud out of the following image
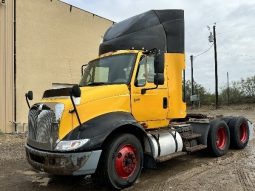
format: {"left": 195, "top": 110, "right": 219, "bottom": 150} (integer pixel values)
{"left": 61, "top": 0, "right": 255, "bottom": 92}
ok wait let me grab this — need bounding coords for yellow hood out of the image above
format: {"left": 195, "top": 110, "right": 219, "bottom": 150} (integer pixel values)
{"left": 42, "top": 84, "right": 131, "bottom": 139}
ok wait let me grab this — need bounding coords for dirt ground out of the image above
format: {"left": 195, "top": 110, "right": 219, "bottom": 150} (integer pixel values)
{"left": 0, "top": 105, "right": 255, "bottom": 191}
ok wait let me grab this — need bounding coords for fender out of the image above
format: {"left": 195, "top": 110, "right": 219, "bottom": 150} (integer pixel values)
{"left": 190, "top": 122, "right": 211, "bottom": 145}
{"left": 63, "top": 112, "right": 146, "bottom": 151}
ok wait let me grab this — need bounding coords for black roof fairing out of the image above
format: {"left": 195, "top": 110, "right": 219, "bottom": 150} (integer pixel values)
{"left": 99, "top": 10, "right": 184, "bottom": 55}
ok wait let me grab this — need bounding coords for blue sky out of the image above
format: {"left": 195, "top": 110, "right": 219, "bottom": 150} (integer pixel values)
{"left": 61, "top": 0, "right": 255, "bottom": 92}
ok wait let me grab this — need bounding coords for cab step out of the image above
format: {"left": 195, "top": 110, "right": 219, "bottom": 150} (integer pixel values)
{"left": 185, "top": 144, "right": 207, "bottom": 153}
{"left": 182, "top": 133, "right": 201, "bottom": 140}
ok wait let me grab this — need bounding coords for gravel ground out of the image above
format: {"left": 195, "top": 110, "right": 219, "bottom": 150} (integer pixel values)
{"left": 0, "top": 105, "right": 254, "bottom": 191}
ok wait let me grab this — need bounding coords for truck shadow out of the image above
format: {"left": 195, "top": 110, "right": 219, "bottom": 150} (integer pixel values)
{"left": 29, "top": 150, "right": 239, "bottom": 191}
{"left": 38, "top": 174, "right": 112, "bottom": 191}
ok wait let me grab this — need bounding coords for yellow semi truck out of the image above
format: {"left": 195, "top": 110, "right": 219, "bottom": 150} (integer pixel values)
{"left": 25, "top": 10, "right": 250, "bottom": 189}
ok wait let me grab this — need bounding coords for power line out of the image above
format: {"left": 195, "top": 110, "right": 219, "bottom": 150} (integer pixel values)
{"left": 193, "top": 43, "right": 214, "bottom": 58}
{"left": 207, "top": 19, "right": 226, "bottom": 26}
{"left": 212, "top": 24, "right": 255, "bottom": 36}
{"left": 219, "top": 53, "right": 255, "bottom": 59}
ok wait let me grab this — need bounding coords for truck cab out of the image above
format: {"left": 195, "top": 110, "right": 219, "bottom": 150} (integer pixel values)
{"left": 25, "top": 10, "right": 250, "bottom": 190}
{"left": 80, "top": 50, "right": 186, "bottom": 127}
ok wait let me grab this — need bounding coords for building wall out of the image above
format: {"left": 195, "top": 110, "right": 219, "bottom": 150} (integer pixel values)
{"left": 0, "top": 0, "right": 15, "bottom": 133}
{"left": 0, "top": 0, "right": 113, "bottom": 133}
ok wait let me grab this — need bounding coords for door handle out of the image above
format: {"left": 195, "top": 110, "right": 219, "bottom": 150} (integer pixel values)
{"left": 163, "top": 97, "right": 168, "bottom": 109}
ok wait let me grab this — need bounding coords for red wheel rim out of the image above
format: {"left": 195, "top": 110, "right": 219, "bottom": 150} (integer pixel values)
{"left": 114, "top": 144, "right": 137, "bottom": 179}
{"left": 240, "top": 122, "right": 248, "bottom": 143}
{"left": 216, "top": 127, "right": 227, "bottom": 150}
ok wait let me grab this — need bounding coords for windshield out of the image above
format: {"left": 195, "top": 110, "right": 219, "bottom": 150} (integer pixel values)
{"left": 80, "top": 54, "right": 136, "bottom": 86}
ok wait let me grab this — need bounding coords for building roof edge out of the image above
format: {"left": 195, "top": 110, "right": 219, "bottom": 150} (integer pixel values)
{"left": 58, "top": 0, "right": 115, "bottom": 23}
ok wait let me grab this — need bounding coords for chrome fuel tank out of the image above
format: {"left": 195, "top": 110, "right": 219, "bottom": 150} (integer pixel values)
{"left": 145, "top": 130, "right": 183, "bottom": 158}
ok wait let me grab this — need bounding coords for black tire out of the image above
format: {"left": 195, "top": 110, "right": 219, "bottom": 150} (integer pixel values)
{"left": 207, "top": 119, "right": 230, "bottom": 157}
{"left": 93, "top": 134, "right": 143, "bottom": 190}
{"left": 228, "top": 117, "right": 249, "bottom": 149}
{"left": 221, "top": 117, "right": 232, "bottom": 125}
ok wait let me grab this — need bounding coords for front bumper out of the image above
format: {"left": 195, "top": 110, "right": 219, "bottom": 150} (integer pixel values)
{"left": 25, "top": 144, "right": 102, "bottom": 175}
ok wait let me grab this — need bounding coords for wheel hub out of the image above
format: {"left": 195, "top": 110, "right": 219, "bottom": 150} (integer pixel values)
{"left": 216, "top": 127, "right": 227, "bottom": 150}
{"left": 240, "top": 122, "right": 248, "bottom": 143}
{"left": 115, "top": 145, "right": 137, "bottom": 179}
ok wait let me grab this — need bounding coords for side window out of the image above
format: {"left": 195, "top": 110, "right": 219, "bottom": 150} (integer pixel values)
{"left": 136, "top": 57, "right": 146, "bottom": 86}
{"left": 146, "top": 56, "right": 155, "bottom": 83}
{"left": 135, "top": 55, "right": 155, "bottom": 86}
{"left": 81, "top": 66, "right": 93, "bottom": 84}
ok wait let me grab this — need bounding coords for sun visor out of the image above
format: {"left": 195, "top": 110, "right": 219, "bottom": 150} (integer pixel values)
{"left": 99, "top": 10, "right": 184, "bottom": 55}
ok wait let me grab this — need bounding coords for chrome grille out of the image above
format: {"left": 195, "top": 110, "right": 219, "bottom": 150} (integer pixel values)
{"left": 36, "top": 110, "right": 55, "bottom": 143}
{"left": 28, "top": 109, "right": 38, "bottom": 140}
{"left": 28, "top": 104, "right": 59, "bottom": 150}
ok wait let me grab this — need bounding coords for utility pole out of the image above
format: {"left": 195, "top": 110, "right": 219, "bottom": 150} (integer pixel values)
{"left": 190, "top": 55, "right": 194, "bottom": 96}
{"left": 227, "top": 72, "right": 230, "bottom": 105}
{"left": 213, "top": 24, "right": 219, "bottom": 109}
{"left": 190, "top": 55, "right": 194, "bottom": 106}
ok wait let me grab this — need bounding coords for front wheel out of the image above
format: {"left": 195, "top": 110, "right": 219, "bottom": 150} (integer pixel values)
{"left": 94, "top": 134, "right": 143, "bottom": 190}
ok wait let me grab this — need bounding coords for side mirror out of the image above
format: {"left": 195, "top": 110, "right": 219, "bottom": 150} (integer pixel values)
{"left": 25, "top": 91, "right": 33, "bottom": 109}
{"left": 71, "top": 85, "right": 81, "bottom": 97}
{"left": 154, "top": 53, "right": 164, "bottom": 73}
{"left": 26, "top": 91, "right": 33, "bottom": 100}
{"left": 154, "top": 73, "right": 164, "bottom": 85}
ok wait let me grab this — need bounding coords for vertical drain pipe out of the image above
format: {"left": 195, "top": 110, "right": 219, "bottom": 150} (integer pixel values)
{"left": 3, "top": 0, "right": 7, "bottom": 133}
{"left": 13, "top": 0, "right": 17, "bottom": 132}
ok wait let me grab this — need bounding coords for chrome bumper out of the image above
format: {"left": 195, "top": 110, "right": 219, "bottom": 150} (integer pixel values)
{"left": 25, "top": 144, "right": 102, "bottom": 175}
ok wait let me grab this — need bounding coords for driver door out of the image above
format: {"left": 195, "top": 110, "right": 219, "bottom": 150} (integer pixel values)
{"left": 131, "top": 55, "right": 168, "bottom": 128}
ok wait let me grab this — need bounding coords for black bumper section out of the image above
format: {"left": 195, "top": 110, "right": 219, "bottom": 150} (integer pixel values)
{"left": 25, "top": 144, "right": 102, "bottom": 175}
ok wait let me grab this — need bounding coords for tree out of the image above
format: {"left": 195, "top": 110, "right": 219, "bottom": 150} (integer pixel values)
{"left": 183, "top": 75, "right": 255, "bottom": 106}
{"left": 220, "top": 75, "right": 255, "bottom": 104}
{"left": 184, "top": 80, "right": 212, "bottom": 105}
{"left": 240, "top": 76, "right": 255, "bottom": 97}
{"left": 220, "top": 82, "right": 243, "bottom": 104}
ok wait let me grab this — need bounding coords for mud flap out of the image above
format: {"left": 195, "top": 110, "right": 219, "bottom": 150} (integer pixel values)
{"left": 248, "top": 121, "right": 254, "bottom": 140}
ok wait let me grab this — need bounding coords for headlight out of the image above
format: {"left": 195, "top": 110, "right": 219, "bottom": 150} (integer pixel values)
{"left": 54, "top": 103, "right": 64, "bottom": 121}
{"left": 55, "top": 139, "right": 90, "bottom": 151}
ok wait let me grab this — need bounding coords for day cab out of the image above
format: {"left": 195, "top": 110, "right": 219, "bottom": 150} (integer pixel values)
{"left": 25, "top": 10, "right": 250, "bottom": 190}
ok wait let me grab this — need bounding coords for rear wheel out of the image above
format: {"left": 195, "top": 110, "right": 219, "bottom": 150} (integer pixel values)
{"left": 208, "top": 120, "right": 230, "bottom": 157}
{"left": 93, "top": 134, "right": 143, "bottom": 190}
{"left": 228, "top": 117, "right": 249, "bottom": 149}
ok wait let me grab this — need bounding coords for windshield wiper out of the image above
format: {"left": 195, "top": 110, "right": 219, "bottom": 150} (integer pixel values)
{"left": 86, "top": 82, "right": 107, "bottom": 86}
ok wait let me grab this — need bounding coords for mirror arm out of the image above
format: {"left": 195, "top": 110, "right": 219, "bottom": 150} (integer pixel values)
{"left": 141, "top": 84, "right": 158, "bottom": 95}
{"left": 25, "top": 95, "right": 31, "bottom": 109}
{"left": 81, "top": 64, "right": 87, "bottom": 76}
{"left": 69, "top": 95, "right": 82, "bottom": 126}
{"left": 141, "top": 72, "right": 159, "bottom": 94}
{"left": 143, "top": 48, "right": 158, "bottom": 55}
